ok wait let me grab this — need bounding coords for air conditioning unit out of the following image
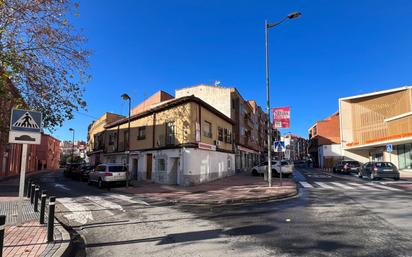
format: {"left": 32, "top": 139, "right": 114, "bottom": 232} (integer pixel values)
{"left": 214, "top": 140, "right": 221, "bottom": 146}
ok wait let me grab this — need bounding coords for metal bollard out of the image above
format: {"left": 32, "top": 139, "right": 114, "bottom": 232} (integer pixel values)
{"left": 47, "top": 196, "right": 56, "bottom": 242}
{"left": 26, "top": 179, "right": 31, "bottom": 198}
{"left": 0, "top": 215, "right": 5, "bottom": 257}
{"left": 30, "top": 184, "right": 35, "bottom": 204}
{"left": 39, "top": 190, "right": 47, "bottom": 224}
{"left": 34, "top": 186, "right": 40, "bottom": 212}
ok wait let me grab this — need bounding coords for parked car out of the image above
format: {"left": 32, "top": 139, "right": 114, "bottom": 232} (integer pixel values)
{"left": 358, "top": 162, "right": 400, "bottom": 180}
{"left": 251, "top": 160, "right": 294, "bottom": 178}
{"left": 63, "top": 163, "right": 82, "bottom": 178}
{"left": 79, "top": 165, "right": 95, "bottom": 181}
{"left": 333, "top": 160, "right": 361, "bottom": 174}
{"left": 88, "top": 163, "right": 128, "bottom": 188}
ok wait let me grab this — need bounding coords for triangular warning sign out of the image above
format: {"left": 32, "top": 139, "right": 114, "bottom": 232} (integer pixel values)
{"left": 13, "top": 112, "right": 40, "bottom": 129}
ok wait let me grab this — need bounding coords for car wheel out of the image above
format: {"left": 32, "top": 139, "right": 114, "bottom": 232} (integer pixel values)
{"left": 98, "top": 179, "right": 104, "bottom": 189}
{"left": 252, "top": 170, "right": 258, "bottom": 176}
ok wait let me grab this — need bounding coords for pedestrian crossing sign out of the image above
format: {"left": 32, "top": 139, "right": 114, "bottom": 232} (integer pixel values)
{"left": 10, "top": 109, "right": 42, "bottom": 133}
{"left": 9, "top": 109, "right": 42, "bottom": 145}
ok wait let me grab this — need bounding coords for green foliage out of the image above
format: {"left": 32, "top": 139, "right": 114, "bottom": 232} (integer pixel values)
{"left": 0, "top": 0, "right": 91, "bottom": 130}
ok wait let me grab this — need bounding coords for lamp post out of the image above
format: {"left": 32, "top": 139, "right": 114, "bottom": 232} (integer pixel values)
{"left": 121, "top": 93, "right": 131, "bottom": 187}
{"left": 265, "top": 12, "right": 301, "bottom": 187}
{"left": 69, "top": 128, "right": 75, "bottom": 168}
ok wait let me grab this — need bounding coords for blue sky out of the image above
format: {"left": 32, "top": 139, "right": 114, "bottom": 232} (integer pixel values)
{"left": 51, "top": 0, "right": 412, "bottom": 141}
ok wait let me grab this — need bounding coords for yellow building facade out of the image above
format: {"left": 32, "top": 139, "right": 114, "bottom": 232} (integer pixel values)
{"left": 89, "top": 96, "right": 235, "bottom": 185}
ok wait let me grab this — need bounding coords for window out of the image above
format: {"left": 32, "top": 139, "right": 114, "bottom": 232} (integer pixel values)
{"left": 138, "top": 126, "right": 146, "bottom": 140}
{"left": 218, "top": 127, "right": 224, "bottom": 141}
{"left": 109, "top": 133, "right": 114, "bottom": 145}
{"left": 166, "top": 121, "right": 175, "bottom": 145}
{"left": 203, "top": 121, "right": 212, "bottom": 138}
{"left": 95, "top": 165, "right": 106, "bottom": 172}
{"left": 108, "top": 133, "right": 115, "bottom": 145}
{"left": 109, "top": 166, "right": 127, "bottom": 172}
{"left": 224, "top": 129, "right": 232, "bottom": 143}
{"left": 157, "top": 159, "right": 166, "bottom": 171}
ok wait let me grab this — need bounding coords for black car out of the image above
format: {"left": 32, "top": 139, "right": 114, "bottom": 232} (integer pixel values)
{"left": 64, "top": 163, "right": 82, "bottom": 178}
{"left": 358, "top": 162, "right": 400, "bottom": 180}
{"left": 333, "top": 160, "right": 361, "bottom": 174}
{"left": 79, "top": 165, "right": 95, "bottom": 181}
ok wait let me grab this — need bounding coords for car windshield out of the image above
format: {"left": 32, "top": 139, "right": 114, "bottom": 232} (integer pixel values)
{"left": 109, "top": 166, "right": 127, "bottom": 172}
{"left": 280, "top": 161, "right": 289, "bottom": 165}
{"left": 375, "top": 162, "right": 395, "bottom": 168}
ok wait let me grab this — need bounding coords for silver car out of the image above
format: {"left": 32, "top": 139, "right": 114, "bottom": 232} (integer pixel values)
{"left": 88, "top": 163, "right": 128, "bottom": 188}
{"left": 251, "top": 160, "right": 294, "bottom": 178}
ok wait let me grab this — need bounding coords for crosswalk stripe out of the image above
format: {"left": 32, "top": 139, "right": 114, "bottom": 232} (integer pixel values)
{"left": 315, "top": 182, "right": 334, "bottom": 189}
{"left": 347, "top": 182, "right": 379, "bottom": 191}
{"left": 330, "top": 182, "right": 354, "bottom": 190}
{"left": 367, "top": 183, "right": 403, "bottom": 192}
{"left": 299, "top": 181, "right": 314, "bottom": 188}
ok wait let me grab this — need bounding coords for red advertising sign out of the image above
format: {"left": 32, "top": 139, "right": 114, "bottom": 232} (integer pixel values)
{"left": 272, "top": 107, "right": 290, "bottom": 129}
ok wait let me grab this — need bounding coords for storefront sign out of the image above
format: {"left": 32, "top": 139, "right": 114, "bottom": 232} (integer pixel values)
{"left": 198, "top": 142, "right": 216, "bottom": 151}
{"left": 272, "top": 107, "right": 290, "bottom": 129}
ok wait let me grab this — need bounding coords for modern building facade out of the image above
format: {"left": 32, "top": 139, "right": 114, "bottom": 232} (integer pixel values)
{"left": 88, "top": 95, "right": 235, "bottom": 186}
{"left": 175, "top": 84, "right": 274, "bottom": 172}
{"left": 308, "top": 112, "right": 341, "bottom": 168}
{"left": 340, "top": 86, "right": 412, "bottom": 170}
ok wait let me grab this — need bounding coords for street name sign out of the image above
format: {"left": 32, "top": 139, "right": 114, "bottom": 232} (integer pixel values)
{"left": 9, "top": 109, "right": 42, "bottom": 145}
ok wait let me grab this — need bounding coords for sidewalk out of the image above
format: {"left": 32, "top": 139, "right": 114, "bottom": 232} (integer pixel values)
{"left": 1, "top": 186, "right": 70, "bottom": 257}
{"left": 115, "top": 172, "right": 298, "bottom": 205}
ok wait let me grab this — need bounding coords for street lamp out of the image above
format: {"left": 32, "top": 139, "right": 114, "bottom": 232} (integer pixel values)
{"left": 121, "top": 93, "right": 131, "bottom": 187}
{"left": 265, "top": 12, "right": 301, "bottom": 187}
{"left": 69, "top": 128, "right": 75, "bottom": 167}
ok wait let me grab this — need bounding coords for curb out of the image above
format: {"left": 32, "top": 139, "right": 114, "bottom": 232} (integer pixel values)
{"left": 52, "top": 218, "right": 71, "bottom": 257}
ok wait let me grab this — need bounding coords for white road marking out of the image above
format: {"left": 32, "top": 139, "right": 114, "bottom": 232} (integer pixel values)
{"left": 54, "top": 184, "right": 70, "bottom": 191}
{"left": 378, "top": 181, "right": 412, "bottom": 184}
{"left": 299, "top": 181, "right": 314, "bottom": 188}
{"left": 315, "top": 182, "right": 334, "bottom": 189}
{"left": 85, "top": 196, "right": 125, "bottom": 212}
{"left": 367, "top": 183, "right": 403, "bottom": 192}
{"left": 347, "top": 182, "right": 379, "bottom": 191}
{"left": 104, "top": 193, "right": 150, "bottom": 206}
{"left": 330, "top": 182, "right": 354, "bottom": 190}
{"left": 58, "top": 198, "right": 93, "bottom": 224}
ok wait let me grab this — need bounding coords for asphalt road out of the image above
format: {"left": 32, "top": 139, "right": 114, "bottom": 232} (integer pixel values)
{"left": 29, "top": 169, "right": 412, "bottom": 257}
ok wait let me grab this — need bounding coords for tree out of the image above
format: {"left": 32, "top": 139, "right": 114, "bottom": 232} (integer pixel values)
{"left": 0, "top": 0, "right": 90, "bottom": 130}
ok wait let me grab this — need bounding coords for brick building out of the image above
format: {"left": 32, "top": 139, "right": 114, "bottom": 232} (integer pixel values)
{"left": 308, "top": 112, "right": 341, "bottom": 168}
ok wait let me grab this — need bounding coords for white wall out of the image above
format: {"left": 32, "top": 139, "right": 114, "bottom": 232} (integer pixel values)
{"left": 183, "top": 148, "right": 235, "bottom": 185}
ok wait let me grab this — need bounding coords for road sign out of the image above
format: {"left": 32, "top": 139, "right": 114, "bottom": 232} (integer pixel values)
{"left": 386, "top": 144, "right": 393, "bottom": 153}
{"left": 10, "top": 109, "right": 42, "bottom": 133}
{"left": 9, "top": 109, "right": 42, "bottom": 145}
{"left": 274, "top": 141, "right": 285, "bottom": 152}
{"left": 9, "top": 131, "right": 41, "bottom": 144}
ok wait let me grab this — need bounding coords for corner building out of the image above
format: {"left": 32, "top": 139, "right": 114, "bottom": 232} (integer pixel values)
{"left": 340, "top": 86, "right": 412, "bottom": 170}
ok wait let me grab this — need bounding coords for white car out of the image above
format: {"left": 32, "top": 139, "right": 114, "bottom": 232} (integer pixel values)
{"left": 251, "top": 160, "right": 294, "bottom": 178}
{"left": 88, "top": 163, "right": 128, "bottom": 188}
